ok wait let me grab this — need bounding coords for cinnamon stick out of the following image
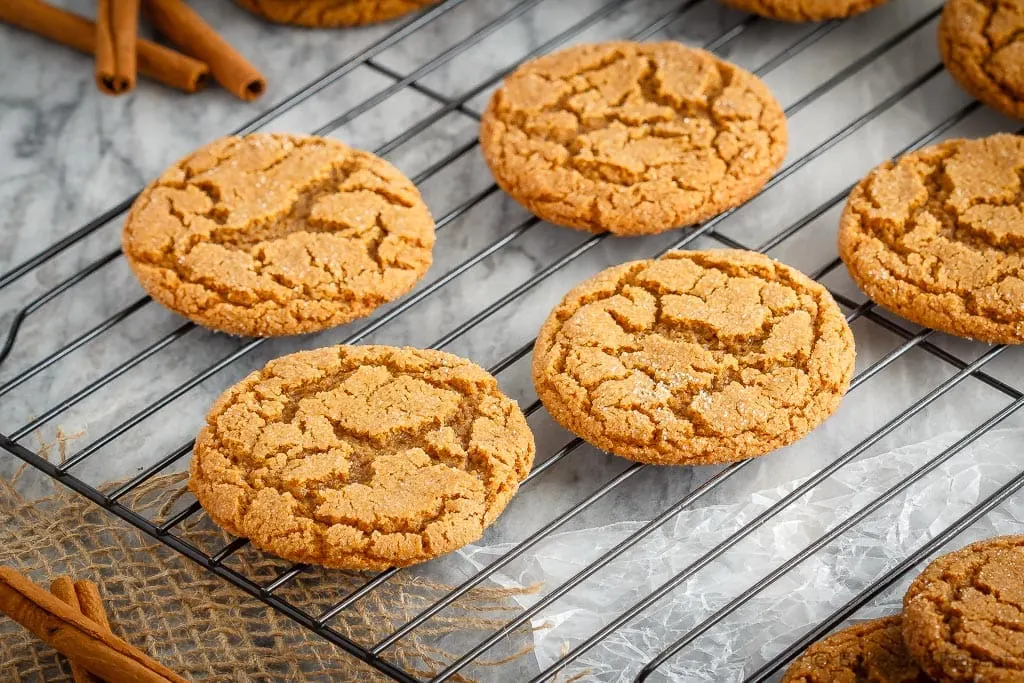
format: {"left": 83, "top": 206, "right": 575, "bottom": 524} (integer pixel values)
{"left": 50, "top": 578, "right": 101, "bottom": 683}
{"left": 74, "top": 581, "right": 113, "bottom": 633}
{"left": 0, "top": 567, "right": 184, "bottom": 683}
{"left": 143, "top": 0, "right": 265, "bottom": 101}
{"left": 0, "top": 0, "right": 208, "bottom": 93}
{"left": 95, "top": 0, "right": 140, "bottom": 95}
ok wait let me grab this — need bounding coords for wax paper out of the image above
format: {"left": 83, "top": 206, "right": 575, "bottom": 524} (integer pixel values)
{"left": 459, "top": 428, "right": 1024, "bottom": 681}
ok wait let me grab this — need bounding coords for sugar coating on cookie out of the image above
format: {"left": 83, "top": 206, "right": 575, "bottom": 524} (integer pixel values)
{"left": 232, "top": 0, "right": 436, "bottom": 27}
{"left": 839, "top": 134, "right": 1024, "bottom": 344}
{"left": 940, "top": 0, "right": 1024, "bottom": 120}
{"left": 532, "top": 250, "right": 854, "bottom": 465}
{"left": 720, "top": 0, "right": 890, "bottom": 22}
{"left": 902, "top": 535, "right": 1024, "bottom": 682}
{"left": 479, "top": 42, "right": 787, "bottom": 236}
{"left": 782, "top": 616, "right": 930, "bottom": 682}
{"left": 190, "top": 345, "right": 535, "bottom": 570}
{"left": 123, "top": 133, "right": 435, "bottom": 337}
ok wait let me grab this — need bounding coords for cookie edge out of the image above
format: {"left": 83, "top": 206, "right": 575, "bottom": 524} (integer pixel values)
{"left": 232, "top": 0, "right": 435, "bottom": 27}
{"left": 720, "top": 0, "right": 890, "bottom": 22}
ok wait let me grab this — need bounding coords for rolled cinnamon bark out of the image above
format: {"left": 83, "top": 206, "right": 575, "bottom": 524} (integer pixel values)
{"left": 95, "top": 0, "right": 140, "bottom": 94}
{"left": 0, "top": 567, "right": 184, "bottom": 683}
{"left": 50, "top": 577, "right": 101, "bottom": 683}
{"left": 143, "top": 0, "right": 266, "bottom": 101}
{"left": 0, "top": 0, "right": 208, "bottom": 93}
{"left": 74, "top": 581, "right": 112, "bottom": 632}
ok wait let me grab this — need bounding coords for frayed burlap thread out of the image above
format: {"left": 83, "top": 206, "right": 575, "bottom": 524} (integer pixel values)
{"left": 0, "top": 436, "right": 538, "bottom": 682}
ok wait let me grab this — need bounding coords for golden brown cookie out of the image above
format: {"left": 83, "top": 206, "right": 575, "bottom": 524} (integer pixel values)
{"left": 189, "top": 345, "right": 536, "bottom": 570}
{"left": 839, "top": 134, "right": 1024, "bottom": 344}
{"left": 123, "top": 133, "right": 435, "bottom": 337}
{"left": 939, "top": 0, "right": 1024, "bottom": 120}
{"left": 232, "top": 0, "right": 436, "bottom": 27}
{"left": 719, "top": 0, "right": 890, "bottom": 22}
{"left": 782, "top": 616, "right": 930, "bottom": 682}
{"left": 479, "top": 41, "right": 787, "bottom": 236}
{"left": 532, "top": 250, "right": 854, "bottom": 466}
{"left": 902, "top": 535, "right": 1024, "bottom": 682}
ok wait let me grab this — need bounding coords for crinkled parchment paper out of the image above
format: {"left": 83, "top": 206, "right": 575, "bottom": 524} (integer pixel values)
{"left": 460, "top": 428, "right": 1024, "bottom": 681}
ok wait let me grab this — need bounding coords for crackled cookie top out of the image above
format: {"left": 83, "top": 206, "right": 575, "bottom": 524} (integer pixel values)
{"left": 532, "top": 250, "right": 854, "bottom": 465}
{"left": 782, "top": 617, "right": 930, "bottom": 683}
{"left": 940, "top": 0, "right": 1024, "bottom": 120}
{"left": 232, "top": 0, "right": 436, "bottom": 27}
{"left": 720, "top": 0, "right": 890, "bottom": 22}
{"left": 903, "top": 535, "right": 1024, "bottom": 682}
{"left": 123, "top": 133, "right": 435, "bottom": 337}
{"left": 190, "top": 345, "right": 535, "bottom": 570}
{"left": 479, "top": 41, "right": 787, "bottom": 236}
{"left": 839, "top": 134, "right": 1024, "bottom": 344}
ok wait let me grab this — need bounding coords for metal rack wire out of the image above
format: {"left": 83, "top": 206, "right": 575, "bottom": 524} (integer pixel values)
{"left": 2, "top": 0, "right": 1022, "bottom": 680}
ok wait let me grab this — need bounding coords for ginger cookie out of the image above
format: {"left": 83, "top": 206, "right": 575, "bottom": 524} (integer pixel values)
{"left": 719, "top": 0, "right": 890, "bottom": 22}
{"left": 939, "top": 0, "right": 1024, "bottom": 120}
{"left": 839, "top": 133, "right": 1024, "bottom": 344}
{"left": 532, "top": 250, "right": 854, "bottom": 466}
{"left": 902, "top": 535, "right": 1024, "bottom": 682}
{"left": 123, "top": 133, "right": 435, "bottom": 337}
{"left": 479, "top": 41, "right": 787, "bottom": 236}
{"left": 189, "top": 345, "right": 536, "bottom": 570}
{"left": 782, "top": 616, "right": 930, "bottom": 682}
{"left": 232, "top": 0, "right": 436, "bottom": 27}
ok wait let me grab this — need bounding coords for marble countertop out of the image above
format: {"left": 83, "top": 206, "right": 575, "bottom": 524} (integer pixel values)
{"left": 2, "top": 0, "right": 1023, "bottom": 680}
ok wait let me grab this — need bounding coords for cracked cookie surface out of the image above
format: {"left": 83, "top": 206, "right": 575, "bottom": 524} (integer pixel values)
{"left": 720, "top": 0, "right": 889, "bottom": 22}
{"left": 189, "top": 345, "right": 535, "bottom": 570}
{"left": 940, "top": 0, "right": 1024, "bottom": 120}
{"left": 479, "top": 41, "right": 787, "bottom": 236}
{"left": 782, "top": 616, "right": 930, "bottom": 682}
{"left": 532, "top": 250, "right": 854, "bottom": 466}
{"left": 902, "top": 535, "right": 1024, "bottom": 682}
{"left": 232, "top": 0, "right": 436, "bottom": 26}
{"left": 123, "top": 133, "right": 435, "bottom": 337}
{"left": 839, "top": 134, "right": 1024, "bottom": 344}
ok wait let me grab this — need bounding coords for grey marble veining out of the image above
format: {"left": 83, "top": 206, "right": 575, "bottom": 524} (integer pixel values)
{"left": 2, "top": 0, "right": 1024, "bottom": 680}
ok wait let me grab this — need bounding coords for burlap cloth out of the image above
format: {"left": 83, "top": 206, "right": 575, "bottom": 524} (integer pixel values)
{"left": 1, "top": 432, "right": 537, "bottom": 681}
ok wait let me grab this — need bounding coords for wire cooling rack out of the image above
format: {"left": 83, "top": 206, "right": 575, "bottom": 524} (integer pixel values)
{"left": 3, "top": 0, "right": 1024, "bottom": 680}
